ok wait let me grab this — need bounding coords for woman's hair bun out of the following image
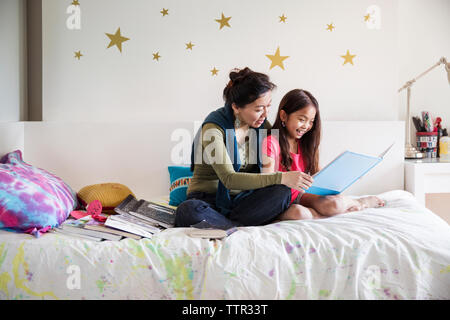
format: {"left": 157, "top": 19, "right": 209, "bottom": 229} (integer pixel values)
{"left": 223, "top": 67, "right": 276, "bottom": 108}
{"left": 229, "top": 67, "right": 252, "bottom": 83}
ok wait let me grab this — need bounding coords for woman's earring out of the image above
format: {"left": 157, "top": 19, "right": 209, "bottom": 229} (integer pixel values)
{"left": 234, "top": 116, "right": 241, "bottom": 129}
{"left": 281, "top": 121, "right": 286, "bottom": 127}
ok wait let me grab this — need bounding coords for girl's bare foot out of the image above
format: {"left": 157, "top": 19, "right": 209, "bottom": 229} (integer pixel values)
{"left": 355, "top": 196, "right": 386, "bottom": 210}
{"left": 338, "top": 195, "right": 385, "bottom": 213}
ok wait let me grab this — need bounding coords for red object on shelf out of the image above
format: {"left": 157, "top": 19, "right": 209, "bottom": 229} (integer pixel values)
{"left": 416, "top": 132, "right": 438, "bottom": 136}
{"left": 434, "top": 117, "right": 442, "bottom": 132}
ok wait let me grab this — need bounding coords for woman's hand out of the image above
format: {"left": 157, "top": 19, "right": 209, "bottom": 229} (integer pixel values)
{"left": 281, "top": 171, "right": 314, "bottom": 191}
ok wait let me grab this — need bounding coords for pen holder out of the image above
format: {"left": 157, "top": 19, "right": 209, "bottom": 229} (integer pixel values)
{"left": 416, "top": 132, "right": 438, "bottom": 158}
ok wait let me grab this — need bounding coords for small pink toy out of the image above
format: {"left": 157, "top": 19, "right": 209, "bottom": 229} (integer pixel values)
{"left": 87, "top": 200, "right": 107, "bottom": 222}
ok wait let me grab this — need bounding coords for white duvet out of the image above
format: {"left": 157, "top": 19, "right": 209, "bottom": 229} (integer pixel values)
{"left": 0, "top": 190, "right": 449, "bottom": 300}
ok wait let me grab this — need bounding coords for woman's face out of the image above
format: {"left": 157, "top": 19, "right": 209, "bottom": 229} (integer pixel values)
{"left": 281, "top": 104, "right": 316, "bottom": 140}
{"left": 232, "top": 91, "right": 272, "bottom": 128}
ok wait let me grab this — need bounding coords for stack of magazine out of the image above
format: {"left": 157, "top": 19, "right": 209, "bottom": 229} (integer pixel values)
{"left": 105, "top": 194, "right": 177, "bottom": 239}
{"left": 51, "top": 217, "right": 140, "bottom": 242}
{"left": 51, "top": 195, "right": 176, "bottom": 241}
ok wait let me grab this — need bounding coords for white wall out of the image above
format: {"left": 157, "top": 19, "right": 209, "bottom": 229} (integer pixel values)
{"left": 0, "top": 0, "right": 27, "bottom": 122}
{"left": 0, "top": 122, "right": 25, "bottom": 159}
{"left": 1, "top": 0, "right": 448, "bottom": 214}
{"left": 42, "top": 0, "right": 399, "bottom": 123}
{"left": 398, "top": 0, "right": 450, "bottom": 143}
{"left": 397, "top": 0, "right": 450, "bottom": 218}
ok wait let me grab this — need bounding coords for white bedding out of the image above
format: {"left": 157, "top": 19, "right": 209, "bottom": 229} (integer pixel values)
{"left": 0, "top": 190, "right": 449, "bottom": 300}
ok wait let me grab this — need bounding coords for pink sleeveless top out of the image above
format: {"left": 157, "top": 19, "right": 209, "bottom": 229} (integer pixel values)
{"left": 262, "top": 135, "right": 306, "bottom": 204}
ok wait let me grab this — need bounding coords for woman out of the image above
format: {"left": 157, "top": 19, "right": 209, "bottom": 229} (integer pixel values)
{"left": 261, "top": 89, "right": 386, "bottom": 220}
{"left": 175, "top": 68, "right": 361, "bottom": 229}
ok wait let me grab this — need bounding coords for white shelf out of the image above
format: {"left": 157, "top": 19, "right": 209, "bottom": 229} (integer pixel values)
{"left": 405, "top": 158, "right": 450, "bottom": 205}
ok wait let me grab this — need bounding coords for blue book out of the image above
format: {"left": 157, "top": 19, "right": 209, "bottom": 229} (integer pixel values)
{"left": 305, "top": 143, "right": 394, "bottom": 196}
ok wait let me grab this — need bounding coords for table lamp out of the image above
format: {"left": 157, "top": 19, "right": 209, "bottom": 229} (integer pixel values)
{"left": 398, "top": 57, "right": 450, "bottom": 159}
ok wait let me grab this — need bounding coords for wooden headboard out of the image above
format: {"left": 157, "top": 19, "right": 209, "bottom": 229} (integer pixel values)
{"left": 0, "top": 121, "right": 404, "bottom": 199}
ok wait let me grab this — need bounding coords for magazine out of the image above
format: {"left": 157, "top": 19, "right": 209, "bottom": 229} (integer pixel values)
{"left": 85, "top": 219, "right": 142, "bottom": 240}
{"left": 128, "top": 200, "right": 176, "bottom": 229}
{"left": 51, "top": 228, "right": 103, "bottom": 242}
{"left": 60, "top": 220, "right": 122, "bottom": 241}
{"left": 114, "top": 194, "right": 140, "bottom": 215}
{"left": 186, "top": 220, "right": 239, "bottom": 239}
{"left": 187, "top": 228, "right": 238, "bottom": 239}
{"left": 105, "top": 214, "right": 162, "bottom": 239}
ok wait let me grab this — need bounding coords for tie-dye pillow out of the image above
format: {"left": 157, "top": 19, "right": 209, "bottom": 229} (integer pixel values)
{"left": 0, "top": 150, "right": 78, "bottom": 237}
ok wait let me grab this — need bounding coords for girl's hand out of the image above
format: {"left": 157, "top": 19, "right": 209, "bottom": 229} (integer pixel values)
{"left": 281, "top": 171, "right": 314, "bottom": 191}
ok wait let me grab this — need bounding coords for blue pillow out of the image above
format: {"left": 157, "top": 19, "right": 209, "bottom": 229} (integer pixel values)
{"left": 168, "top": 166, "right": 193, "bottom": 206}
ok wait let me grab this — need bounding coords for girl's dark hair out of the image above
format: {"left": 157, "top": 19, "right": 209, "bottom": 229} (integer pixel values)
{"left": 270, "top": 89, "right": 321, "bottom": 175}
{"left": 223, "top": 67, "right": 276, "bottom": 108}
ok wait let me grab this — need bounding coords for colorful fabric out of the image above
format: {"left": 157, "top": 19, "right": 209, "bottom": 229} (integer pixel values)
{"left": 262, "top": 135, "right": 306, "bottom": 204}
{"left": 0, "top": 150, "right": 78, "bottom": 236}
{"left": 168, "top": 166, "right": 193, "bottom": 206}
{"left": 0, "top": 190, "right": 449, "bottom": 300}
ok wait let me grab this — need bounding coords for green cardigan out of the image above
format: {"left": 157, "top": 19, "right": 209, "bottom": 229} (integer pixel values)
{"left": 187, "top": 121, "right": 283, "bottom": 196}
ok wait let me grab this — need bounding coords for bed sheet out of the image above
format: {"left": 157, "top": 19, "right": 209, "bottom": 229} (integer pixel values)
{"left": 0, "top": 190, "right": 449, "bottom": 300}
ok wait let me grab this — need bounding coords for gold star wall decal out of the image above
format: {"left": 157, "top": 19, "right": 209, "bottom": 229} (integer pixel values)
{"left": 326, "top": 23, "right": 335, "bottom": 31}
{"left": 74, "top": 51, "right": 83, "bottom": 60}
{"left": 161, "top": 8, "right": 169, "bottom": 16}
{"left": 341, "top": 50, "right": 356, "bottom": 65}
{"left": 71, "top": 0, "right": 80, "bottom": 6}
{"left": 266, "top": 47, "right": 289, "bottom": 70}
{"left": 153, "top": 52, "right": 161, "bottom": 61}
{"left": 185, "top": 42, "right": 195, "bottom": 50}
{"left": 279, "top": 14, "right": 287, "bottom": 23}
{"left": 215, "top": 13, "right": 231, "bottom": 29}
{"left": 364, "top": 14, "right": 371, "bottom": 22}
{"left": 106, "top": 28, "right": 130, "bottom": 53}
{"left": 210, "top": 67, "right": 219, "bottom": 76}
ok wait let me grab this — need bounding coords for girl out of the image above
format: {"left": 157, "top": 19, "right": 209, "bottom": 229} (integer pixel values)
{"left": 175, "top": 68, "right": 314, "bottom": 229}
{"left": 262, "top": 89, "right": 385, "bottom": 221}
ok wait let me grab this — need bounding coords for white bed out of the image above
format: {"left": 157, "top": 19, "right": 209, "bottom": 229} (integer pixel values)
{"left": 0, "top": 120, "right": 449, "bottom": 300}
{"left": 0, "top": 190, "right": 449, "bottom": 300}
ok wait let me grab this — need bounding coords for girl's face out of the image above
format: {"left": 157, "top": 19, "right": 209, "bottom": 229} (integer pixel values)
{"left": 281, "top": 104, "right": 316, "bottom": 140}
{"left": 232, "top": 91, "right": 272, "bottom": 128}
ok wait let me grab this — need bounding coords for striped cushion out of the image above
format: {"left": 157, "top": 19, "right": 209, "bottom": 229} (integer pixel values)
{"left": 168, "top": 166, "right": 193, "bottom": 206}
{"left": 77, "top": 183, "right": 135, "bottom": 214}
